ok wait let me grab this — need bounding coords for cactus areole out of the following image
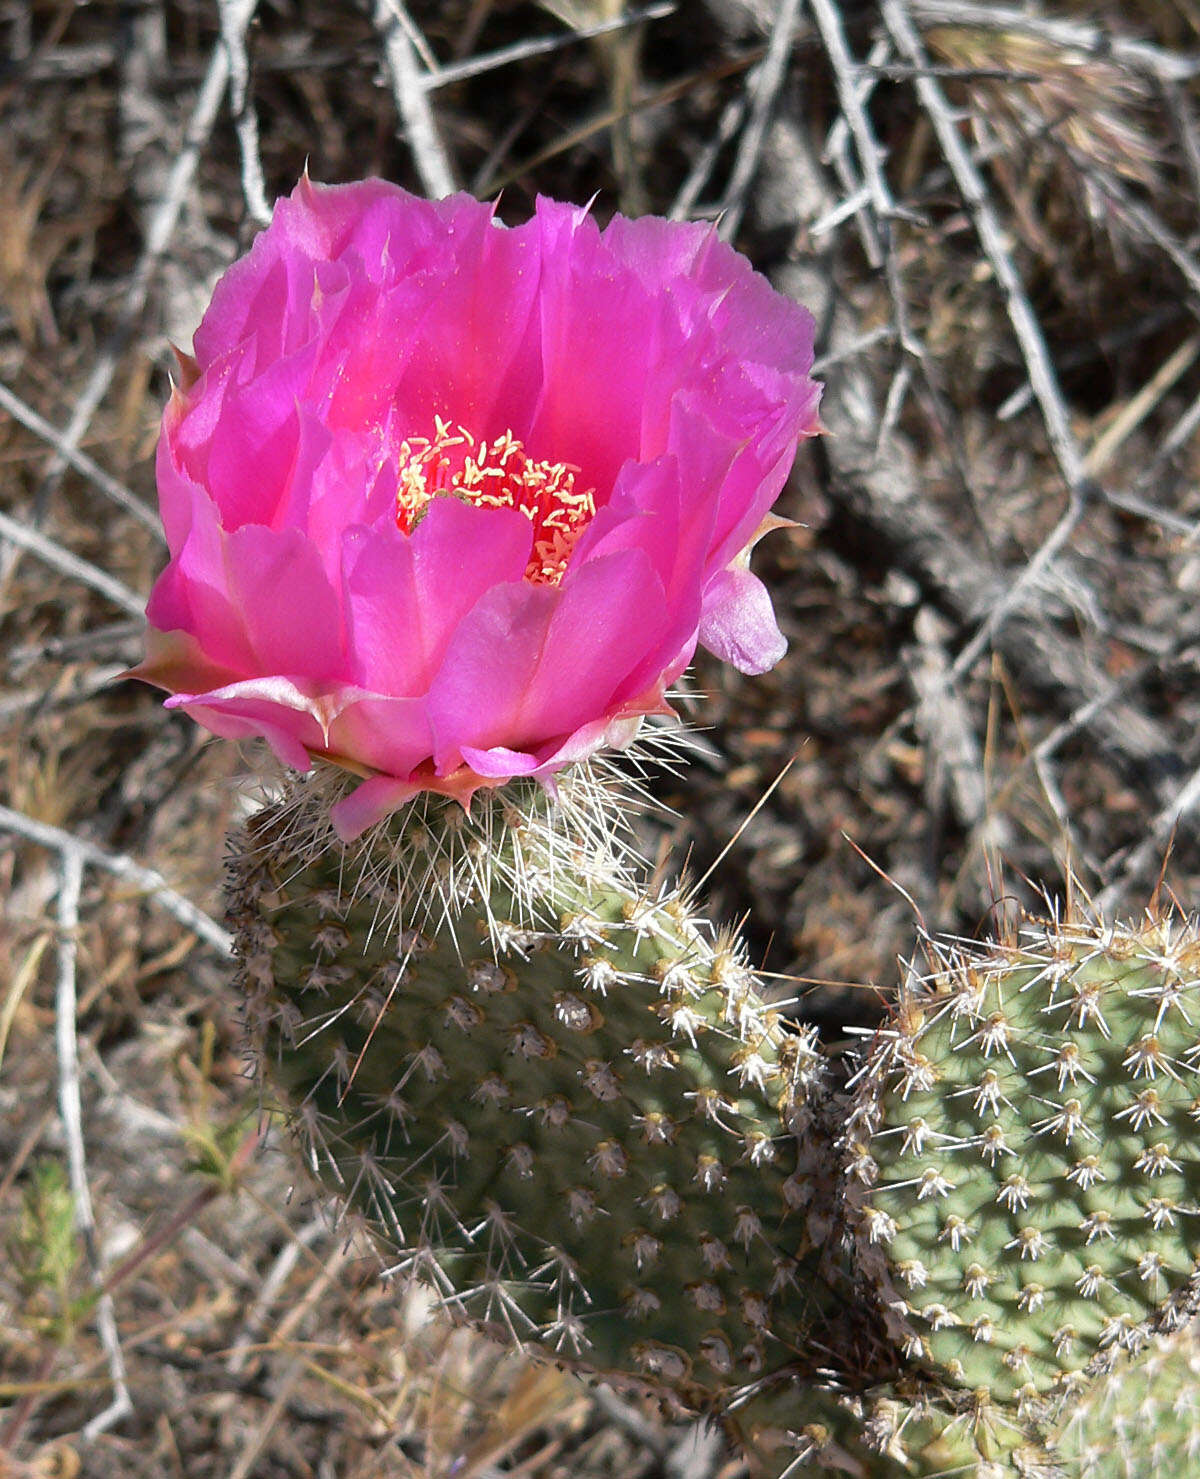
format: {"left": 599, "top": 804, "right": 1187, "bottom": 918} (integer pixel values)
{"left": 130, "top": 176, "right": 821, "bottom": 839}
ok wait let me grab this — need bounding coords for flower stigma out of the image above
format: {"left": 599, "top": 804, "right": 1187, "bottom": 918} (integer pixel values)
{"left": 396, "top": 416, "right": 596, "bottom": 585}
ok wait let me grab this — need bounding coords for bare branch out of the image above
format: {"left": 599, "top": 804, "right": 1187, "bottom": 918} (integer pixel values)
{"left": 815, "top": 34, "right": 892, "bottom": 266}
{"left": 0, "top": 378, "right": 162, "bottom": 539}
{"left": 374, "top": 0, "right": 457, "bottom": 199}
{"left": 948, "top": 496, "right": 1083, "bottom": 681}
{"left": 1085, "top": 163, "right": 1200, "bottom": 307}
{"left": 670, "top": 87, "right": 748, "bottom": 220}
{"left": 879, "top": 0, "right": 1089, "bottom": 494}
{"left": 33, "top": 34, "right": 232, "bottom": 509}
{"left": 217, "top": 0, "right": 271, "bottom": 226}
{"left": 1097, "top": 764, "right": 1200, "bottom": 913}
{"left": 718, "top": 0, "right": 804, "bottom": 241}
{"left": 909, "top": 1, "right": 1200, "bottom": 84}
{"left": 0, "top": 508, "right": 146, "bottom": 617}
{"left": 427, "top": 2, "right": 675, "bottom": 92}
{"left": 54, "top": 851, "right": 133, "bottom": 1437}
{"left": 1083, "top": 335, "right": 1200, "bottom": 479}
{"left": 0, "top": 803, "right": 233, "bottom": 955}
{"left": 809, "top": 0, "right": 895, "bottom": 241}
{"left": 0, "top": 665, "right": 130, "bottom": 724}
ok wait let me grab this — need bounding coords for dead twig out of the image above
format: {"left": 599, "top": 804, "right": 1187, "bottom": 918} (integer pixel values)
{"left": 947, "top": 497, "right": 1084, "bottom": 682}
{"left": 216, "top": 0, "right": 271, "bottom": 226}
{"left": 670, "top": 85, "right": 747, "bottom": 219}
{"left": 905, "top": 608, "right": 988, "bottom": 833}
{"left": 0, "top": 507, "right": 146, "bottom": 617}
{"left": 815, "top": 33, "right": 891, "bottom": 266}
{"left": 909, "top": 1, "right": 1200, "bottom": 84}
{"left": 718, "top": 0, "right": 804, "bottom": 242}
{"left": 880, "top": 0, "right": 1088, "bottom": 494}
{"left": 54, "top": 849, "right": 133, "bottom": 1438}
{"left": 1083, "top": 161, "right": 1200, "bottom": 308}
{"left": 1083, "top": 335, "right": 1200, "bottom": 479}
{"left": 1097, "top": 764, "right": 1200, "bottom": 913}
{"left": 809, "top": 1, "right": 896, "bottom": 257}
{"left": 0, "top": 803, "right": 233, "bottom": 954}
{"left": 0, "top": 378, "right": 162, "bottom": 538}
{"left": 426, "top": 3, "right": 676, "bottom": 91}
{"left": 30, "top": 31, "right": 232, "bottom": 515}
{"left": 879, "top": 0, "right": 1102, "bottom": 678}
{"left": 373, "top": 0, "right": 457, "bottom": 199}
{"left": 0, "top": 665, "right": 130, "bottom": 724}
{"left": 224, "top": 1217, "right": 326, "bottom": 1374}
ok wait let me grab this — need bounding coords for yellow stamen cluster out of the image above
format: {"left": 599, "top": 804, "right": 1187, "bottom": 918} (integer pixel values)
{"left": 395, "top": 416, "right": 596, "bottom": 585}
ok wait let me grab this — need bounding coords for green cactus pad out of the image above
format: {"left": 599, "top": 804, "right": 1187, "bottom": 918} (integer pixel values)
{"left": 1050, "top": 1320, "right": 1200, "bottom": 1476}
{"left": 850, "top": 916, "right": 1200, "bottom": 1412}
{"left": 228, "top": 770, "right": 848, "bottom": 1402}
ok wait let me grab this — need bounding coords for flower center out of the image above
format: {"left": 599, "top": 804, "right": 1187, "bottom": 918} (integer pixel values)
{"left": 395, "top": 417, "right": 596, "bottom": 586}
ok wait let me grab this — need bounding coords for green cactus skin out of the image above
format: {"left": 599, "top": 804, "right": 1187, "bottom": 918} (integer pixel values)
{"left": 848, "top": 916, "right": 1200, "bottom": 1419}
{"left": 226, "top": 769, "right": 855, "bottom": 1405}
{"left": 1052, "top": 1322, "right": 1200, "bottom": 1477}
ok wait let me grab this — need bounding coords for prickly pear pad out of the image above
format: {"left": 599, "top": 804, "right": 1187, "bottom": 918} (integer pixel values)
{"left": 1052, "top": 1320, "right": 1200, "bottom": 1476}
{"left": 228, "top": 770, "right": 844, "bottom": 1402}
{"left": 850, "top": 917, "right": 1200, "bottom": 1409}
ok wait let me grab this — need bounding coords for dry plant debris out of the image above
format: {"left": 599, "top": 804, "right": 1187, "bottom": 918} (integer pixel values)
{"left": 1, "top": 0, "right": 1199, "bottom": 1474}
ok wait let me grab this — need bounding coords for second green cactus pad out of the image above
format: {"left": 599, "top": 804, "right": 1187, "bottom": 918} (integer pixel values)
{"left": 1051, "top": 1320, "right": 1200, "bottom": 1476}
{"left": 726, "top": 1372, "right": 1055, "bottom": 1478}
{"left": 228, "top": 772, "right": 850, "bottom": 1403}
{"left": 851, "top": 916, "right": 1200, "bottom": 1410}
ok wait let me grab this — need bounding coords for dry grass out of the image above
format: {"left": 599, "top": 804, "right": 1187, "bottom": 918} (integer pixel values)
{"left": 2, "top": 0, "right": 1200, "bottom": 1473}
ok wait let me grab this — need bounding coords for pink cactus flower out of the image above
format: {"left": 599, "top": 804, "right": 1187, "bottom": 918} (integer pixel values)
{"left": 132, "top": 178, "right": 820, "bottom": 839}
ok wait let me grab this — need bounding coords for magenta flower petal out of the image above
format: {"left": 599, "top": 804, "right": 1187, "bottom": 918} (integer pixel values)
{"left": 145, "top": 488, "right": 260, "bottom": 677}
{"left": 388, "top": 200, "right": 544, "bottom": 439}
{"left": 200, "top": 343, "right": 320, "bottom": 527}
{"left": 425, "top": 579, "right": 558, "bottom": 768}
{"left": 136, "top": 178, "right": 821, "bottom": 822}
{"left": 514, "top": 547, "right": 668, "bottom": 732}
{"left": 192, "top": 177, "right": 402, "bottom": 365}
{"left": 329, "top": 775, "right": 423, "bottom": 841}
{"left": 342, "top": 498, "right": 532, "bottom": 695}
{"left": 697, "top": 565, "right": 787, "bottom": 676}
{"left": 221, "top": 525, "right": 346, "bottom": 680}
{"left": 165, "top": 676, "right": 330, "bottom": 771}
{"left": 524, "top": 200, "right": 660, "bottom": 497}
{"left": 326, "top": 694, "right": 434, "bottom": 779}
